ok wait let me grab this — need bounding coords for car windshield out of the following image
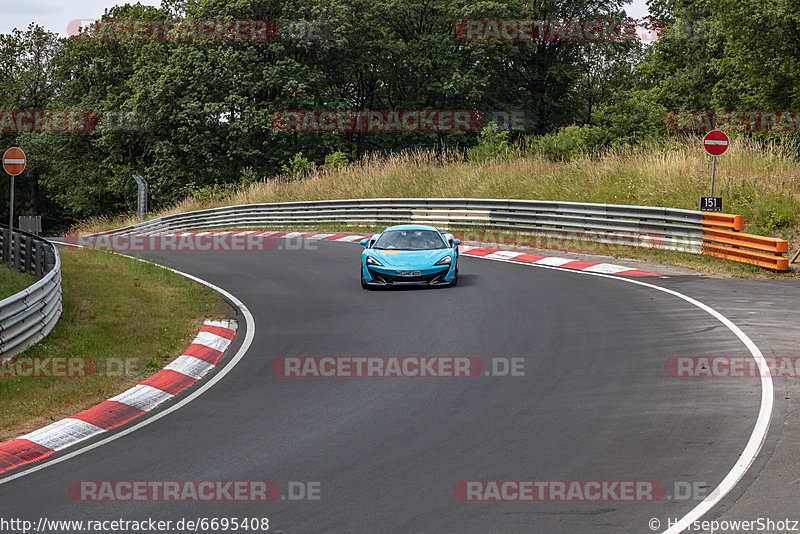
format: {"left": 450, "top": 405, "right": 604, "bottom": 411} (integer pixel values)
{"left": 373, "top": 229, "right": 447, "bottom": 250}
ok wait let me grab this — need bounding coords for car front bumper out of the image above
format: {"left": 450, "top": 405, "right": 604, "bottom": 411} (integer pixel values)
{"left": 363, "top": 264, "right": 454, "bottom": 286}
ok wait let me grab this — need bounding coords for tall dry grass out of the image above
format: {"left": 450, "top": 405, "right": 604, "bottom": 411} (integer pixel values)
{"left": 74, "top": 137, "right": 800, "bottom": 245}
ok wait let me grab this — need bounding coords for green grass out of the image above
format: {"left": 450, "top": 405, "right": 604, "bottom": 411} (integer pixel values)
{"left": 74, "top": 136, "right": 800, "bottom": 276}
{"left": 0, "top": 249, "right": 232, "bottom": 440}
{"left": 0, "top": 265, "right": 36, "bottom": 301}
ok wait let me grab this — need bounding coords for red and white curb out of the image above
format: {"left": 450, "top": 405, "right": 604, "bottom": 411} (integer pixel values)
{"left": 173, "top": 231, "right": 664, "bottom": 277}
{"left": 0, "top": 319, "right": 236, "bottom": 474}
{"left": 456, "top": 245, "right": 663, "bottom": 277}
{"left": 174, "top": 230, "right": 366, "bottom": 242}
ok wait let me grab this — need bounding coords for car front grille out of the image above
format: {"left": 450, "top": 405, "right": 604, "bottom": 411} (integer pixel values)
{"left": 368, "top": 267, "right": 447, "bottom": 284}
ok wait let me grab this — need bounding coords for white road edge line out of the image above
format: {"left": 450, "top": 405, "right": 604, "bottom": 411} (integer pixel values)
{"left": 4, "top": 237, "right": 772, "bottom": 533}
{"left": 0, "top": 241, "right": 255, "bottom": 486}
{"left": 464, "top": 253, "right": 773, "bottom": 533}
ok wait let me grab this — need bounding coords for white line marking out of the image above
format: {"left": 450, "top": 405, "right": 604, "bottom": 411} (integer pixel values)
{"left": 705, "top": 140, "right": 728, "bottom": 145}
{"left": 3, "top": 158, "right": 25, "bottom": 164}
{"left": 21, "top": 419, "right": 104, "bottom": 451}
{"left": 33, "top": 233, "right": 771, "bottom": 533}
{"left": 164, "top": 354, "right": 216, "bottom": 379}
{"left": 485, "top": 250, "right": 523, "bottom": 260}
{"left": 204, "top": 319, "right": 235, "bottom": 329}
{"left": 191, "top": 330, "right": 231, "bottom": 352}
{"left": 533, "top": 256, "right": 573, "bottom": 267}
{"left": 461, "top": 252, "right": 773, "bottom": 533}
{"left": 109, "top": 384, "right": 173, "bottom": 412}
{"left": 336, "top": 235, "right": 364, "bottom": 242}
{"left": 582, "top": 263, "right": 629, "bottom": 274}
{"left": 0, "top": 241, "right": 255, "bottom": 485}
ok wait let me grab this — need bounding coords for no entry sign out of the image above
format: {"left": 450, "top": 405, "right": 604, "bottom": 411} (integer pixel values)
{"left": 2, "top": 147, "right": 26, "bottom": 176}
{"left": 703, "top": 130, "right": 729, "bottom": 156}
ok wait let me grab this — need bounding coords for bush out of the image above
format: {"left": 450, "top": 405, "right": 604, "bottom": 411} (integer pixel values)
{"left": 525, "top": 125, "right": 609, "bottom": 161}
{"left": 753, "top": 197, "right": 799, "bottom": 233}
{"left": 593, "top": 90, "right": 667, "bottom": 146}
{"left": 281, "top": 151, "right": 316, "bottom": 179}
{"left": 322, "top": 151, "right": 349, "bottom": 170}
{"left": 468, "top": 122, "right": 513, "bottom": 162}
{"left": 180, "top": 181, "right": 237, "bottom": 202}
{"left": 239, "top": 166, "right": 260, "bottom": 186}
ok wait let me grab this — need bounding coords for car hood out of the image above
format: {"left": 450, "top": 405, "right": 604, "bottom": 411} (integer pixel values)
{"left": 369, "top": 249, "right": 450, "bottom": 267}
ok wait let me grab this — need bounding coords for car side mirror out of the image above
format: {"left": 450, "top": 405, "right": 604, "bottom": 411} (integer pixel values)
{"left": 452, "top": 239, "right": 461, "bottom": 247}
{"left": 360, "top": 239, "right": 368, "bottom": 248}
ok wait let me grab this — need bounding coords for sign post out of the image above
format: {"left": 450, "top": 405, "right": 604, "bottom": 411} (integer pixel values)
{"left": 3, "top": 147, "right": 26, "bottom": 265}
{"left": 132, "top": 174, "right": 148, "bottom": 221}
{"left": 701, "top": 130, "right": 728, "bottom": 212}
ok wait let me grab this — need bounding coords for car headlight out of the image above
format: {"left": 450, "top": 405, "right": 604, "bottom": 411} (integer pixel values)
{"left": 366, "top": 256, "right": 383, "bottom": 266}
{"left": 434, "top": 255, "right": 452, "bottom": 265}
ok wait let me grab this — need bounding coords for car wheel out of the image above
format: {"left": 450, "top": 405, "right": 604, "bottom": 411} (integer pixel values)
{"left": 361, "top": 269, "right": 370, "bottom": 289}
{"left": 449, "top": 268, "right": 458, "bottom": 287}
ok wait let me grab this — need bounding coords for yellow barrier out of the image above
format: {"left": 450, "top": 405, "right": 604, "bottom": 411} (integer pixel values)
{"left": 702, "top": 212, "right": 789, "bottom": 271}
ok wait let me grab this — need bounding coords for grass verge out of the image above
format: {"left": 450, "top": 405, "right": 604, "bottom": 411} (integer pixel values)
{"left": 0, "top": 265, "right": 35, "bottom": 301}
{"left": 0, "top": 248, "right": 232, "bottom": 441}
{"left": 72, "top": 137, "right": 800, "bottom": 277}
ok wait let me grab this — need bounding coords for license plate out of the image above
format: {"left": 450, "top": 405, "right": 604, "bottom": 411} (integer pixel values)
{"left": 397, "top": 271, "right": 421, "bottom": 277}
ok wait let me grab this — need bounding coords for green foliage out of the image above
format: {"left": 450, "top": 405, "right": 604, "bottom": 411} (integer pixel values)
{"left": 754, "top": 198, "right": 799, "bottom": 234}
{"left": 4, "top": 0, "right": 800, "bottom": 231}
{"left": 281, "top": 151, "right": 316, "bottom": 179}
{"left": 525, "top": 125, "right": 609, "bottom": 162}
{"left": 239, "top": 166, "right": 260, "bottom": 186}
{"left": 0, "top": 265, "right": 35, "bottom": 301}
{"left": 322, "top": 151, "right": 349, "bottom": 170}
{"left": 593, "top": 90, "right": 668, "bottom": 146}
{"left": 468, "top": 123, "right": 512, "bottom": 163}
{"left": 180, "top": 181, "right": 237, "bottom": 203}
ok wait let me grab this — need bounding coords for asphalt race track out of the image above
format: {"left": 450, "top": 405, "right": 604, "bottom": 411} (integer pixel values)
{"left": 0, "top": 241, "right": 766, "bottom": 533}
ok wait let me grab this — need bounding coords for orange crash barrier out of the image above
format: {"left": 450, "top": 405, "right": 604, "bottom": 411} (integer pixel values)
{"left": 702, "top": 212, "right": 743, "bottom": 231}
{"left": 702, "top": 212, "right": 789, "bottom": 271}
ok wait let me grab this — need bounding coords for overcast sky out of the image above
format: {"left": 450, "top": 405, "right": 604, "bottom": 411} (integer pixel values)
{"left": 1, "top": 0, "right": 651, "bottom": 37}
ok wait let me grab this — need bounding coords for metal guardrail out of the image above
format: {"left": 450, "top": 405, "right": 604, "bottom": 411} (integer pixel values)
{"left": 0, "top": 226, "right": 62, "bottom": 359}
{"left": 95, "top": 198, "right": 706, "bottom": 253}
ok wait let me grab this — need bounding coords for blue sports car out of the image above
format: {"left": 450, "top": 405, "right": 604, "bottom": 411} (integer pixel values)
{"left": 360, "top": 224, "right": 460, "bottom": 288}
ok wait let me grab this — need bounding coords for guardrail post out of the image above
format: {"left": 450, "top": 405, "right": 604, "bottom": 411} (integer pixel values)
{"left": 133, "top": 174, "right": 148, "bottom": 221}
{"left": 35, "top": 243, "right": 43, "bottom": 279}
{"left": 12, "top": 232, "right": 20, "bottom": 271}
{"left": 24, "top": 235, "right": 32, "bottom": 273}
